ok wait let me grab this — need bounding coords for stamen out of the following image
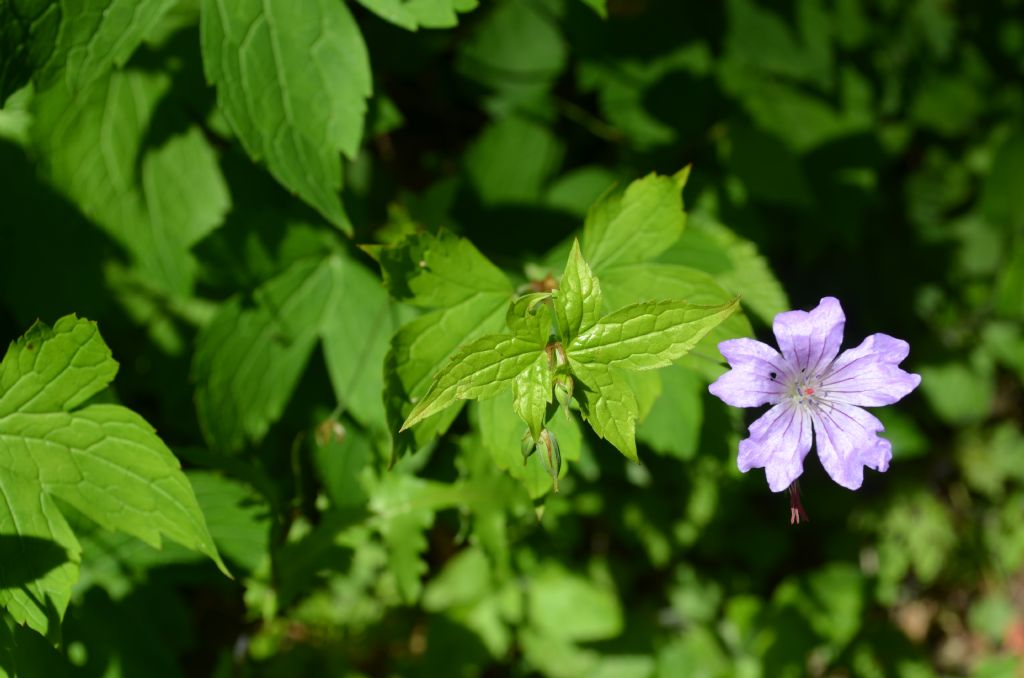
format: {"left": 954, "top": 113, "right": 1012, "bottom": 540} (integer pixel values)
{"left": 788, "top": 481, "right": 810, "bottom": 525}
{"left": 804, "top": 387, "right": 815, "bottom": 395}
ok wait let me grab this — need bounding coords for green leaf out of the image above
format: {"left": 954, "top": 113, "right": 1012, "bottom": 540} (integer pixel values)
{"left": 354, "top": 0, "right": 479, "bottom": 32}
{"left": 369, "top": 230, "right": 512, "bottom": 309}
{"left": 0, "top": 316, "right": 225, "bottom": 637}
{"left": 636, "top": 365, "right": 703, "bottom": 460}
{"left": 193, "top": 255, "right": 340, "bottom": 451}
{"left": 513, "top": 354, "right": 553, "bottom": 441}
{"left": 187, "top": 471, "right": 271, "bottom": 575}
{"left": 464, "top": 115, "right": 564, "bottom": 205}
{"left": 506, "top": 293, "right": 554, "bottom": 344}
{"left": 982, "top": 130, "right": 1024, "bottom": 231}
{"left": 569, "top": 361, "right": 639, "bottom": 461}
{"left": 200, "top": 0, "right": 372, "bottom": 231}
{"left": 401, "top": 335, "right": 543, "bottom": 431}
{"left": 567, "top": 299, "right": 739, "bottom": 371}
{"left": 1, "top": 0, "right": 176, "bottom": 99}
{"left": 528, "top": 562, "right": 623, "bottom": 642}
{"left": 457, "top": 0, "right": 567, "bottom": 96}
{"left": 31, "top": 68, "right": 230, "bottom": 296}
{"left": 660, "top": 214, "right": 790, "bottom": 325}
{"left": 554, "top": 240, "right": 602, "bottom": 341}
{"left": 577, "top": 0, "right": 607, "bottom": 19}
{"left": 376, "top": 232, "right": 514, "bottom": 457}
{"left": 0, "top": 481, "right": 79, "bottom": 642}
{"left": 321, "top": 261, "right": 395, "bottom": 431}
{"left": 473, "top": 393, "right": 583, "bottom": 499}
{"left": 582, "top": 169, "right": 689, "bottom": 272}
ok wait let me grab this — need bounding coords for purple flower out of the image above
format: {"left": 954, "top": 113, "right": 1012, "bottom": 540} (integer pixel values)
{"left": 709, "top": 297, "right": 921, "bottom": 494}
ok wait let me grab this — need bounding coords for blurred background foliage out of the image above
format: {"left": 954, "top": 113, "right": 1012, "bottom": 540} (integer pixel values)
{"left": 2, "top": 0, "right": 1024, "bottom": 675}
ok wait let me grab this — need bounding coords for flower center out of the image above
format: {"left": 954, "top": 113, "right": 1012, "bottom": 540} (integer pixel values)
{"left": 788, "top": 373, "right": 823, "bottom": 407}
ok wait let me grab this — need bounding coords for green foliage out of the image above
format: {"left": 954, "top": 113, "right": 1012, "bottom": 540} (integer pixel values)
{"left": 2, "top": 0, "right": 1023, "bottom": 674}
{"left": 0, "top": 316, "right": 224, "bottom": 640}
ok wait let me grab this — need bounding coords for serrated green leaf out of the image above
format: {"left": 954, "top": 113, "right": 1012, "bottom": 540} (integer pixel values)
{"left": 200, "top": 0, "right": 371, "bottom": 231}
{"left": 193, "top": 256, "right": 340, "bottom": 451}
{"left": 0, "top": 316, "right": 225, "bottom": 637}
{"left": 402, "top": 335, "right": 543, "bottom": 430}
{"left": 582, "top": 170, "right": 688, "bottom": 272}
{"left": 355, "top": 0, "right": 479, "bottom": 32}
{"left": 506, "top": 293, "right": 553, "bottom": 344}
{"left": 513, "top": 354, "right": 553, "bottom": 441}
{"left": 377, "top": 232, "right": 514, "bottom": 457}
{"left": 369, "top": 230, "right": 512, "bottom": 309}
{"left": 0, "top": 480, "right": 79, "bottom": 642}
{"left": 595, "top": 262, "right": 754, "bottom": 369}
{"left": 1, "top": 0, "right": 177, "bottom": 99}
{"left": 31, "top": 68, "right": 230, "bottom": 296}
{"left": 567, "top": 299, "right": 739, "bottom": 371}
{"left": 569, "top": 361, "right": 638, "bottom": 461}
{"left": 554, "top": 240, "right": 602, "bottom": 341}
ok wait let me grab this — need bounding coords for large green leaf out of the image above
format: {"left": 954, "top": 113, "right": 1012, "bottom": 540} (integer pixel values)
{"left": 582, "top": 169, "right": 689, "bottom": 271}
{"left": 401, "top": 335, "right": 543, "bottom": 430}
{"left": 567, "top": 299, "right": 739, "bottom": 371}
{"left": 193, "top": 256, "right": 340, "bottom": 452}
{"left": 374, "top": 232, "right": 514, "bottom": 458}
{"left": 321, "top": 261, "right": 395, "bottom": 432}
{"left": 31, "top": 67, "right": 230, "bottom": 296}
{"left": 200, "top": 0, "right": 371, "bottom": 230}
{"left": 0, "top": 316, "right": 225, "bottom": 638}
{"left": 0, "top": 0, "right": 177, "bottom": 99}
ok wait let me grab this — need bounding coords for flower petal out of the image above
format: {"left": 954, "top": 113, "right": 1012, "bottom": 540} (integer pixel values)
{"left": 772, "top": 297, "right": 845, "bottom": 375}
{"left": 820, "top": 333, "right": 921, "bottom": 406}
{"left": 810, "top": 402, "right": 892, "bottom": 490}
{"left": 708, "top": 338, "right": 790, "bottom": 407}
{"left": 737, "top": 401, "right": 813, "bottom": 492}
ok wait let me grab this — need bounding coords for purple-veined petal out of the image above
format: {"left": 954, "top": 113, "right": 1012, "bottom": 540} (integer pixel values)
{"left": 708, "top": 338, "right": 790, "bottom": 407}
{"left": 737, "top": 401, "right": 813, "bottom": 492}
{"left": 772, "top": 297, "right": 845, "bottom": 375}
{"left": 820, "top": 333, "right": 921, "bottom": 406}
{"left": 810, "top": 402, "right": 892, "bottom": 490}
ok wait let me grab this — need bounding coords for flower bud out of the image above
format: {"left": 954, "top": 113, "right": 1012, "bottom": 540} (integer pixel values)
{"left": 539, "top": 429, "right": 562, "bottom": 493}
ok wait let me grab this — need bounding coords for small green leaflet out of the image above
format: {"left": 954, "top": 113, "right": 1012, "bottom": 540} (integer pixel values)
{"left": 553, "top": 240, "right": 602, "bottom": 342}
{"left": 512, "top": 354, "right": 553, "bottom": 442}
{"left": 200, "top": 0, "right": 372, "bottom": 231}
{"left": 0, "top": 316, "right": 226, "bottom": 639}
